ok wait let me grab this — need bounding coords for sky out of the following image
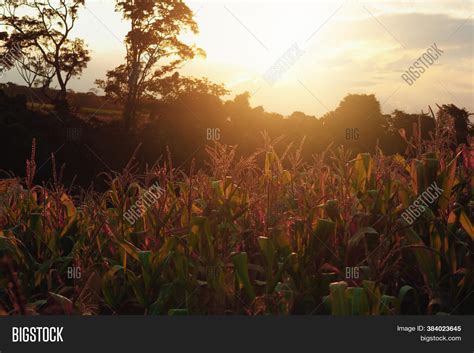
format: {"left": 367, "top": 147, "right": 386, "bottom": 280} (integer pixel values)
{"left": 2, "top": 0, "right": 473, "bottom": 117}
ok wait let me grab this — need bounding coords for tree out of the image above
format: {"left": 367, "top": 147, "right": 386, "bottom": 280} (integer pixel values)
{"left": 157, "top": 74, "right": 229, "bottom": 102}
{"left": 0, "top": 0, "right": 90, "bottom": 113}
{"left": 388, "top": 110, "right": 435, "bottom": 140}
{"left": 321, "top": 94, "right": 388, "bottom": 152}
{"left": 96, "top": 0, "right": 204, "bottom": 130}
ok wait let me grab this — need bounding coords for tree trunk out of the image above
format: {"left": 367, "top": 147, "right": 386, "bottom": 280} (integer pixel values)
{"left": 122, "top": 96, "right": 133, "bottom": 130}
{"left": 123, "top": 60, "right": 140, "bottom": 130}
{"left": 54, "top": 88, "right": 70, "bottom": 118}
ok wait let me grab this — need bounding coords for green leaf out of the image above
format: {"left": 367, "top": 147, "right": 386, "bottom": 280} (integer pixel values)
{"left": 329, "top": 281, "right": 349, "bottom": 315}
{"left": 380, "top": 295, "right": 399, "bottom": 315}
{"left": 264, "top": 151, "right": 275, "bottom": 177}
{"left": 168, "top": 309, "right": 189, "bottom": 316}
{"left": 410, "top": 159, "right": 425, "bottom": 195}
{"left": 324, "top": 200, "right": 339, "bottom": 221}
{"left": 115, "top": 238, "right": 140, "bottom": 261}
{"left": 346, "top": 287, "right": 369, "bottom": 315}
{"left": 232, "top": 252, "right": 255, "bottom": 300}
{"left": 404, "top": 229, "right": 440, "bottom": 290}
{"left": 398, "top": 285, "right": 417, "bottom": 314}
{"left": 352, "top": 153, "right": 372, "bottom": 192}
{"left": 459, "top": 211, "right": 474, "bottom": 240}
{"left": 362, "top": 280, "right": 381, "bottom": 315}
{"left": 424, "top": 158, "right": 439, "bottom": 186}
{"left": 57, "top": 193, "right": 78, "bottom": 239}
{"left": 258, "top": 236, "right": 275, "bottom": 274}
{"left": 49, "top": 292, "right": 73, "bottom": 314}
{"left": 348, "top": 227, "right": 378, "bottom": 250}
{"left": 438, "top": 155, "right": 458, "bottom": 211}
{"left": 313, "top": 219, "right": 336, "bottom": 243}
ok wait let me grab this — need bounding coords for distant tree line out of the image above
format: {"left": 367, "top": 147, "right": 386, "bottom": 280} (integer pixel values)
{"left": 0, "top": 82, "right": 472, "bottom": 188}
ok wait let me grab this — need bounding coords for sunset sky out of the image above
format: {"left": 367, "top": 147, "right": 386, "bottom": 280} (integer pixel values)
{"left": 3, "top": 0, "right": 473, "bottom": 117}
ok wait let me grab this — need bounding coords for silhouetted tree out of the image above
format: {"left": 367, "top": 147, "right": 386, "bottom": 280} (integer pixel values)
{"left": 96, "top": 0, "right": 204, "bottom": 130}
{"left": 0, "top": 0, "right": 90, "bottom": 113}
{"left": 321, "top": 94, "right": 388, "bottom": 152}
{"left": 388, "top": 110, "right": 435, "bottom": 140}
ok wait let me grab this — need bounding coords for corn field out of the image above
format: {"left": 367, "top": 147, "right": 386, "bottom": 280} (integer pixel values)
{"left": 0, "top": 130, "right": 473, "bottom": 315}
